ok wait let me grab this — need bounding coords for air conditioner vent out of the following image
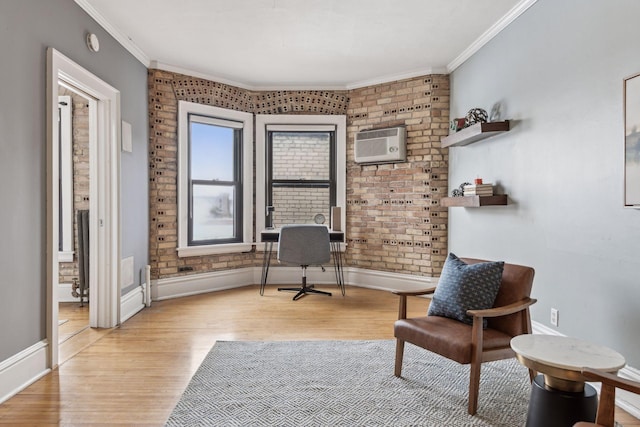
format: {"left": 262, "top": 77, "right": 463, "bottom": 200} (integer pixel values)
{"left": 355, "top": 127, "right": 400, "bottom": 141}
{"left": 354, "top": 126, "right": 406, "bottom": 164}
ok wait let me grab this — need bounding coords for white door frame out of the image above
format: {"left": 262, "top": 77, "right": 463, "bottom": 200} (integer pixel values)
{"left": 46, "top": 48, "right": 121, "bottom": 368}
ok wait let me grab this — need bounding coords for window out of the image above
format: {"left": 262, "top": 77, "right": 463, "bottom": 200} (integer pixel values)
{"left": 256, "top": 115, "right": 346, "bottom": 241}
{"left": 178, "top": 101, "right": 253, "bottom": 256}
{"left": 58, "top": 95, "right": 74, "bottom": 262}
{"left": 268, "top": 130, "right": 335, "bottom": 227}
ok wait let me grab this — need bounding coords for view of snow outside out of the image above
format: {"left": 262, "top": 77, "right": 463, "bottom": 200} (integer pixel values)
{"left": 191, "top": 121, "right": 236, "bottom": 240}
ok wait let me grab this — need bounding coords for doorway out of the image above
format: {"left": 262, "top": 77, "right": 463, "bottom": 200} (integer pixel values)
{"left": 47, "top": 48, "right": 121, "bottom": 368}
{"left": 57, "top": 85, "right": 92, "bottom": 348}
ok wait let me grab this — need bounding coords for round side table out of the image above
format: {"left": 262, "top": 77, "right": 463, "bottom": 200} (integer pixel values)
{"left": 511, "top": 335, "right": 625, "bottom": 427}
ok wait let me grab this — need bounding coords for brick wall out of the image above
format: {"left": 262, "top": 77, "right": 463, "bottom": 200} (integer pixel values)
{"left": 148, "top": 70, "right": 449, "bottom": 279}
{"left": 58, "top": 89, "right": 90, "bottom": 284}
{"left": 346, "top": 76, "right": 450, "bottom": 275}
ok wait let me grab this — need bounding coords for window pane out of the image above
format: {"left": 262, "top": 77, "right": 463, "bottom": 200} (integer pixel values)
{"left": 272, "top": 186, "right": 330, "bottom": 228}
{"left": 272, "top": 132, "right": 330, "bottom": 180}
{"left": 190, "top": 121, "right": 235, "bottom": 181}
{"left": 192, "top": 184, "right": 235, "bottom": 241}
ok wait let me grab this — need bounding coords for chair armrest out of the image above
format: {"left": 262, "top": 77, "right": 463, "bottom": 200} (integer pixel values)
{"left": 581, "top": 368, "right": 639, "bottom": 394}
{"left": 467, "top": 297, "right": 537, "bottom": 319}
{"left": 393, "top": 287, "right": 437, "bottom": 320}
{"left": 392, "top": 287, "right": 437, "bottom": 297}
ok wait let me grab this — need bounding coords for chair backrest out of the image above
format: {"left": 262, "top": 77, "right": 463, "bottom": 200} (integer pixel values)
{"left": 461, "top": 258, "right": 535, "bottom": 336}
{"left": 278, "top": 225, "right": 331, "bottom": 266}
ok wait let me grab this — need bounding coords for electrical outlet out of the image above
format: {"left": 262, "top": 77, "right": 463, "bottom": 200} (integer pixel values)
{"left": 550, "top": 308, "right": 559, "bottom": 327}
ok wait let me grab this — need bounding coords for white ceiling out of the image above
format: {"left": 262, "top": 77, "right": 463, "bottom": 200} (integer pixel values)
{"left": 77, "top": 0, "right": 535, "bottom": 90}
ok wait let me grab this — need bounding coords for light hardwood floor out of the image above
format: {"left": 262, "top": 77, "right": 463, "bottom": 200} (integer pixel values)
{"left": 1, "top": 285, "right": 638, "bottom": 426}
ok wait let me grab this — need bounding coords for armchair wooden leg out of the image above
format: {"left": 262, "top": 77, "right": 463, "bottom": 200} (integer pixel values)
{"left": 595, "top": 383, "right": 616, "bottom": 427}
{"left": 468, "top": 361, "right": 481, "bottom": 415}
{"left": 394, "top": 339, "right": 405, "bottom": 377}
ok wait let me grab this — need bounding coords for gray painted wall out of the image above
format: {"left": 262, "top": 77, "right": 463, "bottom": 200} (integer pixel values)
{"left": 449, "top": 0, "right": 640, "bottom": 367}
{"left": 0, "top": 0, "right": 148, "bottom": 361}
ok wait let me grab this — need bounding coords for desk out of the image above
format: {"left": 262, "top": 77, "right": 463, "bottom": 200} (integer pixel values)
{"left": 511, "top": 335, "right": 625, "bottom": 427}
{"left": 259, "top": 229, "right": 345, "bottom": 296}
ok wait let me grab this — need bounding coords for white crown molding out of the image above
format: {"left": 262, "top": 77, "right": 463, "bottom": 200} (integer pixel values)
{"left": 150, "top": 61, "right": 254, "bottom": 90}
{"left": 74, "top": 0, "right": 150, "bottom": 66}
{"left": 147, "top": 61, "right": 447, "bottom": 92}
{"left": 447, "top": 0, "right": 538, "bottom": 73}
{"left": 76, "top": 0, "right": 533, "bottom": 89}
{"left": 150, "top": 61, "right": 350, "bottom": 91}
{"left": 345, "top": 67, "right": 448, "bottom": 91}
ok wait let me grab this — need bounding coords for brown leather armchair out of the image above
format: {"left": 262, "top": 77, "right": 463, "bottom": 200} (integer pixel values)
{"left": 574, "top": 368, "right": 640, "bottom": 427}
{"left": 394, "top": 258, "right": 536, "bottom": 415}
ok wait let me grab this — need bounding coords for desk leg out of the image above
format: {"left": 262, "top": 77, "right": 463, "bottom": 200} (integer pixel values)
{"left": 331, "top": 241, "right": 345, "bottom": 296}
{"left": 260, "top": 241, "right": 273, "bottom": 296}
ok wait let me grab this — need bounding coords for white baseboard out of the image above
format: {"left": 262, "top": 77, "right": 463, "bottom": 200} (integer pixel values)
{"left": 531, "top": 321, "right": 564, "bottom": 336}
{"left": 617, "top": 365, "right": 640, "bottom": 419}
{"left": 0, "top": 340, "right": 49, "bottom": 404}
{"left": 346, "top": 267, "right": 437, "bottom": 292}
{"left": 120, "top": 284, "right": 146, "bottom": 323}
{"left": 0, "top": 285, "right": 147, "bottom": 406}
{"left": 532, "top": 320, "right": 640, "bottom": 419}
{"left": 153, "top": 267, "right": 255, "bottom": 301}
{"left": 152, "top": 266, "right": 438, "bottom": 302}
{"left": 60, "top": 282, "right": 146, "bottom": 323}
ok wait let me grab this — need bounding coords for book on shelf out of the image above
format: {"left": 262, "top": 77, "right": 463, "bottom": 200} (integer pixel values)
{"left": 463, "top": 183, "right": 494, "bottom": 196}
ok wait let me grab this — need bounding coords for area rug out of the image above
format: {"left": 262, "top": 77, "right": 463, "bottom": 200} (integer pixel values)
{"left": 166, "top": 340, "right": 531, "bottom": 426}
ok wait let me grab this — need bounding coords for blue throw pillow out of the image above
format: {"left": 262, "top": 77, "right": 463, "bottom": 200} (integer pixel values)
{"left": 427, "top": 253, "right": 504, "bottom": 327}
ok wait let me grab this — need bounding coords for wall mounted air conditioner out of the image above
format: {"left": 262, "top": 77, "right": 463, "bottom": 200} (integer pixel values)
{"left": 354, "top": 126, "right": 406, "bottom": 164}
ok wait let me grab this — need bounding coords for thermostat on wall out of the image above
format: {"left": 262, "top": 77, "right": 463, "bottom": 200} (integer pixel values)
{"left": 86, "top": 33, "right": 100, "bottom": 52}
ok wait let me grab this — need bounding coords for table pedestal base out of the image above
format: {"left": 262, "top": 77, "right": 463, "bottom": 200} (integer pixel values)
{"left": 526, "top": 375, "right": 597, "bottom": 427}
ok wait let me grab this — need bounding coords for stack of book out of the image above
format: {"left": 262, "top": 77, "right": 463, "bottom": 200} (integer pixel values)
{"left": 463, "top": 183, "right": 493, "bottom": 196}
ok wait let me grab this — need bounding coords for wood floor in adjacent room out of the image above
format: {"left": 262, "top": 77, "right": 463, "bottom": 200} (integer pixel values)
{"left": 0, "top": 285, "right": 638, "bottom": 426}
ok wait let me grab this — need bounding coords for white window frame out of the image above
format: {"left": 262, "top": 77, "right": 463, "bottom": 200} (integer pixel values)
{"left": 255, "top": 114, "right": 346, "bottom": 244}
{"left": 58, "top": 95, "right": 74, "bottom": 262}
{"left": 177, "top": 101, "right": 253, "bottom": 256}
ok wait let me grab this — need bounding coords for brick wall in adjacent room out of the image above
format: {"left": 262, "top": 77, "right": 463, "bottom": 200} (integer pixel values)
{"left": 148, "top": 70, "right": 449, "bottom": 280}
{"left": 345, "top": 75, "right": 450, "bottom": 276}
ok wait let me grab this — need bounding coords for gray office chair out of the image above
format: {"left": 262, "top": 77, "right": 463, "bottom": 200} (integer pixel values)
{"left": 277, "top": 225, "right": 332, "bottom": 301}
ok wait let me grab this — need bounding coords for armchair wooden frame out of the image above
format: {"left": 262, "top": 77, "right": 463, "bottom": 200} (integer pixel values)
{"left": 574, "top": 368, "right": 640, "bottom": 427}
{"left": 393, "top": 261, "right": 537, "bottom": 415}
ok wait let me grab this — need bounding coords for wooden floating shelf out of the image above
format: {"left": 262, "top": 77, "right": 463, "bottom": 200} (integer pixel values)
{"left": 440, "top": 195, "right": 508, "bottom": 208}
{"left": 441, "top": 120, "right": 510, "bottom": 148}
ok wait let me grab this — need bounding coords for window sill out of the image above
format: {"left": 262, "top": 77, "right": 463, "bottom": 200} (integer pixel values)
{"left": 59, "top": 251, "right": 74, "bottom": 263}
{"left": 177, "top": 243, "right": 253, "bottom": 258}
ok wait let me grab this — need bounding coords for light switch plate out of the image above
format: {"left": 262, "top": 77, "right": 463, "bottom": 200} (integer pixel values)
{"left": 121, "top": 120, "right": 132, "bottom": 152}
